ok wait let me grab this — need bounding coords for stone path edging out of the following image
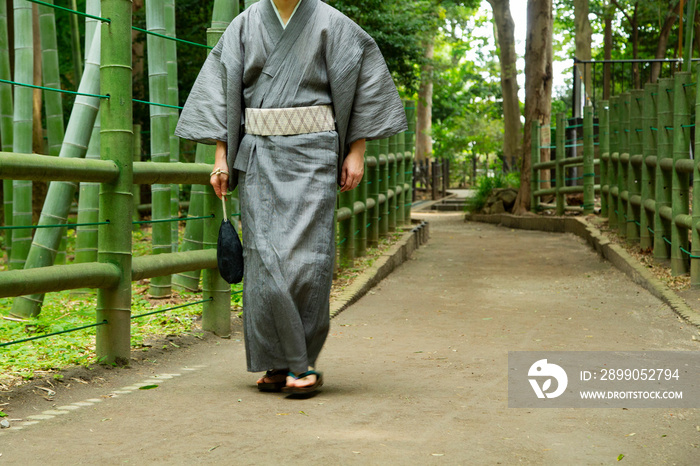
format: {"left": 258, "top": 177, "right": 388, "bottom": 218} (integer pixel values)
{"left": 329, "top": 221, "right": 430, "bottom": 318}
{"left": 469, "top": 213, "right": 700, "bottom": 329}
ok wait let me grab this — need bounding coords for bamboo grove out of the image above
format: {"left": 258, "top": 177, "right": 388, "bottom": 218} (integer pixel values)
{"left": 0, "top": 0, "right": 417, "bottom": 361}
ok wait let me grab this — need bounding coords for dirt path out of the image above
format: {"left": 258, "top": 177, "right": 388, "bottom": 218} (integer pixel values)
{"left": 1, "top": 212, "right": 698, "bottom": 465}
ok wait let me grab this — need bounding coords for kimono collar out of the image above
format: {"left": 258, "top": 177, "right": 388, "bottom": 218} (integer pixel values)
{"left": 261, "top": 0, "right": 317, "bottom": 43}
{"left": 271, "top": 0, "right": 303, "bottom": 29}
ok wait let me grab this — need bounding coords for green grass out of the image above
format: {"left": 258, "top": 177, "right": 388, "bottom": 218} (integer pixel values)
{"left": 469, "top": 171, "right": 521, "bottom": 212}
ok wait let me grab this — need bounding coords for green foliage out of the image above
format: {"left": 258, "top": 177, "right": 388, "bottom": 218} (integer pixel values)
{"left": 470, "top": 160, "right": 520, "bottom": 212}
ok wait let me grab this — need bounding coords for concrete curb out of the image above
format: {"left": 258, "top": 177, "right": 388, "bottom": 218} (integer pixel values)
{"left": 329, "top": 220, "right": 430, "bottom": 318}
{"left": 468, "top": 213, "right": 700, "bottom": 329}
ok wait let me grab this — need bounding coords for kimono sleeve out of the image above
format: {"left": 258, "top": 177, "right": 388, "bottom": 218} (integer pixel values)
{"left": 344, "top": 37, "right": 408, "bottom": 145}
{"left": 174, "top": 40, "right": 228, "bottom": 145}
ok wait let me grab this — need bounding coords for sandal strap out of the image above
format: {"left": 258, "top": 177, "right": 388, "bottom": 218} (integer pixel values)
{"left": 288, "top": 370, "right": 321, "bottom": 379}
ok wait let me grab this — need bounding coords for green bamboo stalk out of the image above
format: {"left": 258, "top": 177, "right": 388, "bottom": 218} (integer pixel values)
{"left": 599, "top": 102, "right": 609, "bottom": 218}
{"left": 38, "top": 0, "right": 67, "bottom": 265}
{"left": 618, "top": 93, "right": 630, "bottom": 238}
{"left": 403, "top": 100, "right": 415, "bottom": 223}
{"left": 608, "top": 96, "right": 619, "bottom": 229}
{"left": 582, "top": 106, "right": 594, "bottom": 215}
{"left": 0, "top": 0, "right": 14, "bottom": 261}
{"left": 96, "top": 0, "right": 134, "bottom": 365}
{"left": 640, "top": 84, "right": 657, "bottom": 251}
{"left": 75, "top": 0, "right": 101, "bottom": 264}
{"left": 555, "top": 114, "right": 565, "bottom": 215}
{"left": 69, "top": 0, "right": 82, "bottom": 79}
{"left": 146, "top": 0, "right": 172, "bottom": 298}
{"left": 379, "top": 138, "right": 389, "bottom": 236}
{"left": 627, "top": 90, "right": 643, "bottom": 239}
{"left": 396, "top": 131, "right": 405, "bottom": 227}
{"left": 670, "top": 72, "right": 691, "bottom": 276}
{"left": 9, "top": 0, "right": 34, "bottom": 270}
{"left": 243, "top": 0, "right": 258, "bottom": 10}
{"left": 530, "top": 121, "right": 540, "bottom": 211}
{"left": 354, "top": 156, "right": 367, "bottom": 257}
{"left": 165, "top": 0, "right": 179, "bottom": 253}
{"left": 172, "top": 144, "right": 206, "bottom": 291}
{"left": 200, "top": 0, "right": 237, "bottom": 337}
{"left": 692, "top": 66, "right": 700, "bottom": 287}
{"left": 10, "top": 27, "right": 102, "bottom": 318}
{"left": 338, "top": 187, "right": 354, "bottom": 267}
{"left": 366, "top": 140, "right": 379, "bottom": 247}
{"left": 132, "top": 123, "right": 141, "bottom": 224}
{"left": 654, "top": 78, "right": 674, "bottom": 261}
{"left": 387, "top": 135, "right": 397, "bottom": 232}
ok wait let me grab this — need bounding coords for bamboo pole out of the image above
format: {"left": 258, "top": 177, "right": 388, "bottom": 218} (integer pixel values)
{"left": 200, "top": 0, "right": 235, "bottom": 337}
{"left": 37, "top": 0, "right": 63, "bottom": 156}
{"left": 379, "top": 139, "right": 389, "bottom": 236}
{"left": 618, "top": 93, "right": 630, "bottom": 238}
{"left": 608, "top": 96, "right": 619, "bottom": 229}
{"left": 9, "top": 0, "right": 34, "bottom": 270}
{"left": 338, "top": 186, "right": 354, "bottom": 267}
{"left": 530, "top": 121, "right": 540, "bottom": 211}
{"left": 69, "top": 0, "right": 82, "bottom": 80}
{"left": 599, "top": 102, "right": 609, "bottom": 217}
{"left": 396, "top": 131, "right": 405, "bottom": 227}
{"left": 555, "top": 113, "right": 565, "bottom": 215}
{"left": 403, "top": 100, "right": 415, "bottom": 223}
{"left": 366, "top": 140, "right": 379, "bottom": 247}
{"left": 75, "top": 0, "right": 101, "bottom": 264}
{"left": 172, "top": 130, "right": 206, "bottom": 291}
{"left": 132, "top": 124, "right": 141, "bottom": 224}
{"left": 640, "top": 84, "right": 658, "bottom": 251}
{"left": 387, "top": 135, "right": 397, "bottom": 231}
{"left": 354, "top": 157, "right": 367, "bottom": 257}
{"left": 627, "top": 90, "right": 643, "bottom": 240}
{"left": 582, "top": 105, "right": 594, "bottom": 215}
{"left": 165, "top": 0, "right": 179, "bottom": 253}
{"left": 96, "top": 0, "right": 134, "bottom": 365}
{"left": 654, "top": 77, "right": 674, "bottom": 261}
{"left": 692, "top": 65, "right": 700, "bottom": 286}
{"left": 0, "top": 0, "right": 14, "bottom": 261}
{"left": 146, "top": 0, "right": 172, "bottom": 298}
{"left": 10, "top": 27, "right": 102, "bottom": 318}
{"left": 671, "top": 72, "right": 691, "bottom": 276}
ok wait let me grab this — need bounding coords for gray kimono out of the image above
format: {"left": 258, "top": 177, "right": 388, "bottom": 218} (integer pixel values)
{"left": 175, "top": 0, "right": 407, "bottom": 374}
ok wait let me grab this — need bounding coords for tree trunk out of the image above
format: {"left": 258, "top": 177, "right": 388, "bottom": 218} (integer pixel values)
{"left": 415, "top": 40, "right": 433, "bottom": 163}
{"left": 652, "top": 2, "right": 681, "bottom": 83}
{"left": 487, "top": 0, "right": 521, "bottom": 172}
{"left": 514, "top": 0, "right": 553, "bottom": 214}
{"left": 573, "top": 0, "right": 592, "bottom": 100}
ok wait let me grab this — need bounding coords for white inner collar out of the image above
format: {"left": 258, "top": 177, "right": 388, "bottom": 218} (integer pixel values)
{"left": 272, "top": 0, "right": 303, "bottom": 29}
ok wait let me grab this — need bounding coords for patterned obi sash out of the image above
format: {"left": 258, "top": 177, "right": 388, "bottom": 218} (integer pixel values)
{"left": 244, "top": 105, "right": 335, "bottom": 136}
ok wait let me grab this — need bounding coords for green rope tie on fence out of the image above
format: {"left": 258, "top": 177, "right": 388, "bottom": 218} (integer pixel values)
{"left": 593, "top": 123, "right": 600, "bottom": 127}
{"left": 650, "top": 127, "right": 658, "bottom": 131}
{"left": 0, "top": 320, "right": 108, "bottom": 348}
{"left": 26, "top": 0, "right": 111, "bottom": 23}
{"left": 354, "top": 229, "right": 360, "bottom": 236}
{"left": 635, "top": 97, "right": 643, "bottom": 102}
{"left": 664, "top": 126, "right": 674, "bottom": 131}
{"left": 366, "top": 223, "right": 372, "bottom": 228}
{"left": 405, "top": 203, "right": 413, "bottom": 206}
{"left": 366, "top": 181, "right": 372, "bottom": 185}
{"left": 232, "top": 289, "right": 243, "bottom": 295}
{"left": 681, "top": 124, "right": 695, "bottom": 128}
{"left": 404, "top": 131, "right": 416, "bottom": 134}
{"left": 565, "top": 176, "right": 584, "bottom": 181}
{"left": 131, "top": 298, "right": 213, "bottom": 320}
{"left": 624, "top": 129, "right": 630, "bottom": 133}
{"left": 583, "top": 173, "right": 596, "bottom": 177}
{"left": 404, "top": 171, "right": 413, "bottom": 174}
{"left": 565, "top": 143, "right": 583, "bottom": 148}
{"left": 683, "top": 82, "right": 696, "bottom": 88}
{"left": 663, "top": 236, "right": 672, "bottom": 245}
{"left": 566, "top": 124, "right": 583, "bottom": 129}
{"left": 666, "top": 88, "right": 674, "bottom": 93}
{"left": 647, "top": 226, "right": 655, "bottom": 234}
{"left": 540, "top": 145, "right": 556, "bottom": 149}
{"left": 634, "top": 128, "right": 644, "bottom": 132}
{"left": 131, "top": 26, "right": 213, "bottom": 50}
{"left": 337, "top": 238, "right": 347, "bottom": 245}
{"left": 0, "top": 220, "right": 110, "bottom": 230}
{"left": 593, "top": 142, "right": 600, "bottom": 146}
{"left": 614, "top": 130, "right": 619, "bottom": 134}
{"left": 132, "top": 98, "right": 183, "bottom": 110}
{"left": 0, "top": 78, "right": 109, "bottom": 99}
{"left": 650, "top": 92, "right": 658, "bottom": 96}
{"left": 582, "top": 203, "right": 596, "bottom": 208}
{"left": 679, "top": 246, "right": 700, "bottom": 259}
{"left": 133, "top": 214, "right": 214, "bottom": 225}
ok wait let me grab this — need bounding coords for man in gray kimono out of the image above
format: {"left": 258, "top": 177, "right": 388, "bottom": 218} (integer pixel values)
{"left": 175, "top": 0, "right": 407, "bottom": 394}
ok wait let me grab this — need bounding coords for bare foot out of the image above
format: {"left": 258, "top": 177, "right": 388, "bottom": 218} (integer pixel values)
{"left": 286, "top": 373, "right": 317, "bottom": 388}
